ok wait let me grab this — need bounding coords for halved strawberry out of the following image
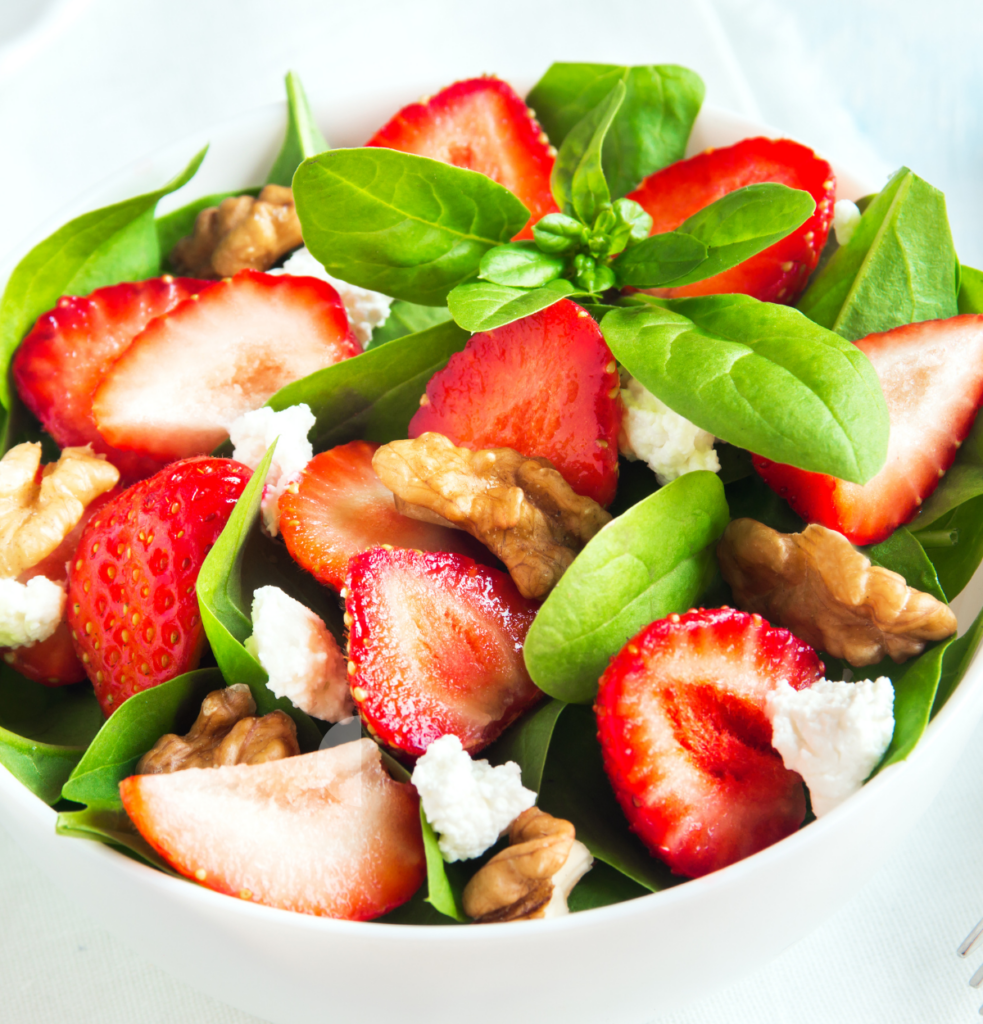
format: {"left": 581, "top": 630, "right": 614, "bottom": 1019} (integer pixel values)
{"left": 627, "top": 137, "right": 835, "bottom": 305}
{"left": 366, "top": 76, "right": 558, "bottom": 239}
{"left": 408, "top": 299, "right": 621, "bottom": 506}
{"left": 345, "top": 547, "right": 542, "bottom": 757}
{"left": 67, "top": 457, "right": 250, "bottom": 715}
{"left": 92, "top": 270, "right": 360, "bottom": 463}
{"left": 278, "top": 440, "right": 484, "bottom": 591}
{"left": 595, "top": 607, "right": 823, "bottom": 878}
{"left": 120, "top": 739, "right": 424, "bottom": 920}
{"left": 12, "top": 276, "right": 208, "bottom": 481}
{"left": 754, "top": 315, "right": 983, "bottom": 545}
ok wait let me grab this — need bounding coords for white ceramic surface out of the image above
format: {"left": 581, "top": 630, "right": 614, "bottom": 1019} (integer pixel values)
{"left": 0, "top": 96, "right": 977, "bottom": 1024}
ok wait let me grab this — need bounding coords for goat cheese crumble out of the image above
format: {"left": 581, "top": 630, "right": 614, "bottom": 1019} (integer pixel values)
{"left": 271, "top": 246, "right": 393, "bottom": 346}
{"left": 0, "top": 576, "right": 65, "bottom": 648}
{"left": 411, "top": 734, "right": 536, "bottom": 862}
{"left": 229, "top": 403, "right": 315, "bottom": 536}
{"left": 244, "top": 585, "right": 352, "bottom": 723}
{"left": 767, "top": 676, "right": 895, "bottom": 817}
{"left": 619, "top": 376, "right": 719, "bottom": 485}
{"left": 832, "top": 199, "right": 862, "bottom": 247}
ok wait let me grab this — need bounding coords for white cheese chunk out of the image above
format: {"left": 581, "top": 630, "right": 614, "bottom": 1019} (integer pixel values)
{"left": 0, "top": 576, "right": 65, "bottom": 648}
{"left": 832, "top": 199, "right": 862, "bottom": 247}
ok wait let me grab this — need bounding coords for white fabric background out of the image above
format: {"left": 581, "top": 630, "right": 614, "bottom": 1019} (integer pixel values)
{"left": 2, "top": 1, "right": 983, "bottom": 1020}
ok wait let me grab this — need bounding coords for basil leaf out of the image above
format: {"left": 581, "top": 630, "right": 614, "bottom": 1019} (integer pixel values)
{"left": 528, "top": 63, "right": 705, "bottom": 199}
{"left": 533, "top": 213, "right": 587, "bottom": 254}
{"left": 933, "top": 603, "right": 983, "bottom": 715}
{"left": 0, "top": 148, "right": 205, "bottom": 408}
{"left": 862, "top": 527, "right": 946, "bottom": 602}
{"left": 196, "top": 446, "right": 322, "bottom": 750}
{"left": 482, "top": 698, "right": 567, "bottom": 792}
{"left": 446, "top": 279, "right": 578, "bottom": 332}
{"left": 524, "top": 471, "right": 729, "bottom": 703}
{"left": 293, "top": 148, "right": 530, "bottom": 305}
{"left": 266, "top": 71, "right": 329, "bottom": 187}
{"left": 366, "top": 300, "right": 452, "bottom": 349}
{"left": 611, "top": 230, "right": 707, "bottom": 288}
{"left": 156, "top": 188, "right": 260, "bottom": 269}
{"left": 268, "top": 319, "right": 469, "bottom": 450}
{"left": 914, "top": 493, "right": 983, "bottom": 599}
{"left": 478, "top": 242, "right": 566, "bottom": 288}
{"left": 420, "top": 808, "right": 468, "bottom": 921}
{"left": 551, "top": 80, "right": 625, "bottom": 226}
{"left": 0, "top": 667, "right": 103, "bottom": 805}
{"left": 61, "top": 668, "right": 224, "bottom": 811}
{"left": 602, "top": 296, "right": 890, "bottom": 484}
{"left": 56, "top": 806, "right": 178, "bottom": 875}
{"left": 958, "top": 265, "right": 983, "bottom": 314}
{"left": 797, "top": 168, "right": 958, "bottom": 341}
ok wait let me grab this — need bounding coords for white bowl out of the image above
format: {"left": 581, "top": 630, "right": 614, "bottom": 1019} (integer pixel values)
{"left": 0, "top": 94, "right": 979, "bottom": 1024}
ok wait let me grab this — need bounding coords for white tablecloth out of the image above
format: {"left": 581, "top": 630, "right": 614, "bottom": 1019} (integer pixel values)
{"left": 2, "top": 1, "right": 983, "bottom": 1020}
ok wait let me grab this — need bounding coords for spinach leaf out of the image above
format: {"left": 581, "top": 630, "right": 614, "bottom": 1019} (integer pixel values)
{"left": 606, "top": 457, "right": 661, "bottom": 518}
{"left": 56, "top": 805, "right": 178, "bottom": 875}
{"left": 914, "top": 493, "right": 983, "bottom": 599}
{"left": 797, "top": 168, "right": 958, "bottom": 341}
{"left": 478, "top": 242, "right": 566, "bottom": 288}
{"left": 528, "top": 63, "right": 705, "bottom": 199}
{"left": 862, "top": 527, "right": 946, "bottom": 602}
{"left": 61, "top": 668, "right": 223, "bottom": 810}
{"left": 724, "top": 474, "right": 804, "bottom": 534}
{"left": 482, "top": 698, "right": 567, "bottom": 792}
{"left": 446, "top": 279, "right": 578, "bottom": 332}
{"left": 602, "top": 296, "right": 889, "bottom": 484}
{"left": 524, "top": 471, "right": 729, "bottom": 703}
{"left": 610, "top": 230, "right": 707, "bottom": 288}
{"left": 156, "top": 188, "right": 260, "bottom": 268}
{"left": 933, "top": 604, "right": 983, "bottom": 715}
{"left": 0, "top": 148, "right": 205, "bottom": 408}
{"left": 0, "top": 668, "right": 103, "bottom": 805}
{"left": 568, "top": 859, "right": 649, "bottom": 911}
{"left": 268, "top": 318, "right": 469, "bottom": 450}
{"left": 366, "top": 300, "right": 452, "bottom": 349}
{"left": 420, "top": 809, "right": 468, "bottom": 921}
{"left": 958, "top": 265, "right": 983, "bottom": 314}
{"left": 293, "top": 149, "right": 529, "bottom": 306}
{"left": 196, "top": 446, "right": 321, "bottom": 750}
{"left": 266, "top": 71, "right": 329, "bottom": 187}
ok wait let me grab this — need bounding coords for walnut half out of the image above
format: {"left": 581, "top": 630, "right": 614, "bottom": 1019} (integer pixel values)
{"left": 372, "top": 433, "right": 611, "bottom": 600}
{"left": 136, "top": 684, "right": 300, "bottom": 773}
{"left": 717, "top": 518, "right": 957, "bottom": 667}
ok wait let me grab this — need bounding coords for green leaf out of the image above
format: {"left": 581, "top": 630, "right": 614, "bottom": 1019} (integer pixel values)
{"left": 551, "top": 80, "right": 625, "bottom": 225}
{"left": 446, "top": 279, "right": 578, "bottom": 332}
{"left": 912, "top": 415, "right": 983, "bottom": 531}
{"left": 914, "top": 493, "right": 983, "bottom": 599}
{"left": 196, "top": 446, "right": 322, "bottom": 750}
{"left": 533, "top": 213, "right": 588, "bottom": 254}
{"left": 0, "top": 148, "right": 206, "bottom": 408}
{"left": 268, "top": 318, "right": 469, "bottom": 450}
{"left": 0, "top": 667, "right": 103, "bottom": 805}
{"left": 862, "top": 527, "right": 946, "bottom": 602}
{"left": 266, "top": 71, "right": 329, "bottom": 187}
{"left": 724, "top": 474, "right": 804, "bottom": 534}
{"left": 528, "top": 63, "right": 705, "bottom": 199}
{"left": 524, "top": 471, "right": 729, "bottom": 704}
{"left": 420, "top": 808, "right": 468, "bottom": 921}
{"left": 797, "top": 168, "right": 958, "bottom": 341}
{"left": 61, "top": 668, "right": 224, "bottom": 811}
{"left": 56, "top": 805, "right": 179, "bottom": 874}
{"left": 156, "top": 188, "right": 260, "bottom": 269}
{"left": 611, "top": 230, "right": 707, "bottom": 288}
{"left": 933, "top": 604, "right": 983, "bottom": 715}
{"left": 567, "top": 859, "right": 649, "bottom": 911}
{"left": 478, "top": 242, "right": 566, "bottom": 288}
{"left": 482, "top": 698, "right": 567, "bottom": 792}
{"left": 366, "top": 300, "right": 452, "bottom": 349}
{"left": 958, "top": 265, "right": 983, "bottom": 314}
{"left": 293, "top": 148, "right": 530, "bottom": 306}
{"left": 602, "top": 296, "right": 890, "bottom": 484}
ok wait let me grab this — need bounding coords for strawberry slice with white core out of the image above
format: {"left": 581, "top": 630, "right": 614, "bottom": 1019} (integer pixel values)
{"left": 120, "top": 739, "right": 425, "bottom": 920}
{"left": 754, "top": 315, "right": 983, "bottom": 545}
{"left": 92, "top": 270, "right": 360, "bottom": 462}
{"left": 345, "top": 547, "right": 542, "bottom": 757}
{"left": 595, "top": 607, "right": 823, "bottom": 878}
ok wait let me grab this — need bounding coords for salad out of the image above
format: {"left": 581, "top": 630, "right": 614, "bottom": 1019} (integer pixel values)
{"left": 0, "top": 61, "right": 981, "bottom": 925}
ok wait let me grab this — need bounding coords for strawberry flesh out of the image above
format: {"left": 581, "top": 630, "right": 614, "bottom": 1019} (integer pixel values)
{"left": 346, "top": 547, "right": 542, "bottom": 757}
{"left": 595, "top": 607, "right": 823, "bottom": 878}
{"left": 408, "top": 299, "right": 622, "bottom": 507}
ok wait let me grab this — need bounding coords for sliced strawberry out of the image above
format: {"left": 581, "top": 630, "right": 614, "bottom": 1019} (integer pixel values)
{"left": 408, "top": 299, "right": 621, "bottom": 506}
{"left": 120, "top": 739, "right": 424, "bottom": 920}
{"left": 12, "top": 276, "right": 208, "bottom": 481}
{"left": 92, "top": 270, "right": 360, "bottom": 463}
{"left": 754, "top": 315, "right": 983, "bottom": 545}
{"left": 66, "top": 457, "right": 250, "bottom": 715}
{"left": 366, "top": 76, "right": 558, "bottom": 239}
{"left": 627, "top": 137, "right": 835, "bottom": 305}
{"left": 595, "top": 607, "right": 823, "bottom": 878}
{"left": 346, "top": 547, "right": 542, "bottom": 757}
{"left": 278, "top": 441, "right": 484, "bottom": 591}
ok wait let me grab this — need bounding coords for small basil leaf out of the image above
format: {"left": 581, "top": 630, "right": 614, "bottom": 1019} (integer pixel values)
{"left": 266, "top": 71, "right": 329, "bottom": 187}
{"left": 602, "top": 197, "right": 653, "bottom": 255}
{"left": 797, "top": 168, "right": 958, "bottom": 341}
{"left": 366, "top": 300, "right": 452, "bottom": 349}
{"left": 482, "top": 698, "right": 567, "bottom": 792}
{"left": 528, "top": 63, "right": 705, "bottom": 199}
{"left": 294, "top": 148, "right": 530, "bottom": 306}
{"left": 572, "top": 255, "right": 615, "bottom": 294}
{"left": 420, "top": 808, "right": 468, "bottom": 921}
{"left": 446, "top": 279, "right": 578, "bottom": 332}
{"left": 958, "top": 265, "right": 983, "bottom": 314}
{"left": 478, "top": 242, "right": 566, "bottom": 288}
{"left": 533, "top": 213, "right": 587, "bottom": 254}
{"left": 156, "top": 188, "right": 261, "bottom": 269}
{"left": 0, "top": 148, "right": 206, "bottom": 408}
{"left": 524, "top": 471, "right": 729, "bottom": 703}
{"left": 602, "top": 297, "right": 890, "bottom": 484}
{"left": 612, "top": 230, "right": 707, "bottom": 288}
{"left": 551, "top": 79, "right": 625, "bottom": 226}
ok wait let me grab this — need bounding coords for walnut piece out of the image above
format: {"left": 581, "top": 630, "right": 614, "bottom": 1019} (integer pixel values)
{"left": 170, "top": 184, "right": 303, "bottom": 278}
{"left": 0, "top": 443, "right": 119, "bottom": 578}
{"left": 372, "top": 433, "right": 611, "bottom": 600}
{"left": 136, "top": 684, "right": 300, "bottom": 773}
{"left": 462, "top": 807, "right": 593, "bottom": 923}
{"left": 718, "top": 518, "right": 958, "bottom": 666}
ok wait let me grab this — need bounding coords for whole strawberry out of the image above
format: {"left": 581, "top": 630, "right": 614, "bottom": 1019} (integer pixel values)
{"left": 67, "top": 458, "right": 250, "bottom": 715}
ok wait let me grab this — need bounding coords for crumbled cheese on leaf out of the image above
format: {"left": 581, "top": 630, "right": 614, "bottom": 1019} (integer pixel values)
{"left": 0, "top": 576, "right": 65, "bottom": 648}
{"left": 832, "top": 199, "right": 862, "bottom": 247}
{"left": 411, "top": 734, "right": 536, "bottom": 862}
